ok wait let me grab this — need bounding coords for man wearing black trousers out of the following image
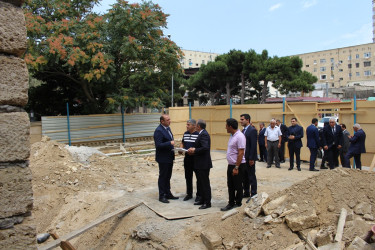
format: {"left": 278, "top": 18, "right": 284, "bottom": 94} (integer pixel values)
{"left": 258, "top": 122, "right": 267, "bottom": 162}
{"left": 322, "top": 118, "right": 343, "bottom": 170}
{"left": 187, "top": 119, "right": 212, "bottom": 209}
{"left": 306, "top": 118, "right": 320, "bottom": 171}
{"left": 153, "top": 114, "right": 178, "bottom": 203}
{"left": 276, "top": 119, "right": 287, "bottom": 163}
{"left": 345, "top": 123, "right": 366, "bottom": 170}
{"left": 287, "top": 118, "right": 304, "bottom": 171}
{"left": 180, "top": 119, "right": 200, "bottom": 201}
{"left": 240, "top": 114, "right": 258, "bottom": 199}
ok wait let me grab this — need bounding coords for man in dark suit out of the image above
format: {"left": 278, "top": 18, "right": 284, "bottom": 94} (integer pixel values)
{"left": 153, "top": 114, "right": 178, "bottom": 203}
{"left": 306, "top": 118, "right": 320, "bottom": 171}
{"left": 276, "top": 119, "right": 287, "bottom": 163}
{"left": 345, "top": 123, "right": 366, "bottom": 170}
{"left": 322, "top": 118, "right": 343, "bottom": 170}
{"left": 258, "top": 122, "right": 267, "bottom": 162}
{"left": 286, "top": 118, "right": 304, "bottom": 171}
{"left": 340, "top": 124, "right": 350, "bottom": 168}
{"left": 240, "top": 114, "right": 258, "bottom": 199}
{"left": 187, "top": 119, "right": 212, "bottom": 209}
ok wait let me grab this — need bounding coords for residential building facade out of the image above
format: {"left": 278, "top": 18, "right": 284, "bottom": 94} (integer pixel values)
{"left": 181, "top": 49, "right": 220, "bottom": 69}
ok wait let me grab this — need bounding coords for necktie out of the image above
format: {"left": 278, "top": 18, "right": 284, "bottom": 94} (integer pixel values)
{"left": 166, "top": 127, "right": 173, "bottom": 139}
{"left": 242, "top": 128, "right": 245, "bottom": 134}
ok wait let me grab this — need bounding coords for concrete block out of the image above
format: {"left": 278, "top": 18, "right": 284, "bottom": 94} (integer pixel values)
{"left": 262, "top": 195, "right": 287, "bottom": 215}
{"left": 0, "top": 56, "right": 28, "bottom": 106}
{"left": 244, "top": 192, "right": 269, "bottom": 218}
{"left": 317, "top": 242, "right": 344, "bottom": 250}
{"left": 2, "top": 0, "right": 25, "bottom": 7}
{"left": 0, "top": 112, "right": 30, "bottom": 162}
{"left": 353, "top": 202, "right": 372, "bottom": 215}
{"left": 0, "top": 162, "right": 33, "bottom": 218}
{"left": 285, "top": 209, "right": 319, "bottom": 232}
{"left": 201, "top": 230, "right": 222, "bottom": 250}
{"left": 347, "top": 236, "right": 373, "bottom": 250}
{"left": 315, "top": 228, "right": 333, "bottom": 247}
{"left": 0, "top": 216, "right": 36, "bottom": 249}
{"left": 0, "top": 2, "right": 27, "bottom": 56}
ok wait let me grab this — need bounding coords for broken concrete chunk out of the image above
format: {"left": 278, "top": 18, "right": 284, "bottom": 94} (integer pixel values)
{"left": 285, "top": 210, "right": 319, "bottom": 232}
{"left": 317, "top": 241, "right": 344, "bottom": 250}
{"left": 279, "top": 209, "right": 295, "bottom": 218}
{"left": 363, "top": 214, "right": 374, "bottom": 221}
{"left": 346, "top": 210, "right": 354, "bottom": 221}
{"left": 307, "top": 229, "right": 318, "bottom": 245}
{"left": 200, "top": 230, "right": 222, "bottom": 250}
{"left": 262, "top": 194, "right": 287, "bottom": 216}
{"left": 353, "top": 202, "right": 372, "bottom": 215}
{"left": 244, "top": 192, "right": 269, "bottom": 218}
{"left": 264, "top": 215, "right": 273, "bottom": 224}
{"left": 347, "top": 236, "right": 373, "bottom": 250}
{"left": 222, "top": 208, "right": 238, "bottom": 220}
{"left": 316, "top": 228, "right": 333, "bottom": 247}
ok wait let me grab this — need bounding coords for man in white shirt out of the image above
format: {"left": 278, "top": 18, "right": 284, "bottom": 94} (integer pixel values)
{"left": 264, "top": 119, "right": 282, "bottom": 168}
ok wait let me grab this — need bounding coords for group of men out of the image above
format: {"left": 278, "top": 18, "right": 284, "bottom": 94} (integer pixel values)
{"left": 153, "top": 114, "right": 366, "bottom": 211}
{"left": 306, "top": 117, "right": 366, "bottom": 171}
{"left": 153, "top": 114, "right": 258, "bottom": 211}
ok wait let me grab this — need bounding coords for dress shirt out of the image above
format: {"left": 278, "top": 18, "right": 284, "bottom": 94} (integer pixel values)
{"left": 264, "top": 126, "right": 282, "bottom": 142}
{"left": 227, "top": 130, "right": 246, "bottom": 165}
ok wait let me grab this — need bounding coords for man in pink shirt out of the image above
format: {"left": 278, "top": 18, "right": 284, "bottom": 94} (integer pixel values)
{"left": 221, "top": 118, "right": 246, "bottom": 211}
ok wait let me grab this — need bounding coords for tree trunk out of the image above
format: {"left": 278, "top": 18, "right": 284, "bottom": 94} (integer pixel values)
{"left": 261, "top": 80, "right": 268, "bottom": 104}
{"left": 209, "top": 93, "right": 215, "bottom": 106}
{"left": 241, "top": 73, "right": 245, "bottom": 104}
{"left": 226, "top": 82, "right": 231, "bottom": 105}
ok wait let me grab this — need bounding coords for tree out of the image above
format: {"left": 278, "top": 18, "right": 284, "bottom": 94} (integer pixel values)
{"left": 188, "top": 61, "right": 228, "bottom": 105}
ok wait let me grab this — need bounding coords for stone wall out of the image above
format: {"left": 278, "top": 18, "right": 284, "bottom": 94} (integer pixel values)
{"left": 0, "top": 0, "right": 36, "bottom": 249}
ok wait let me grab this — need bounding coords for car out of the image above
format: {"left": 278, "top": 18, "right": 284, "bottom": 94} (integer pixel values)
{"left": 318, "top": 116, "right": 338, "bottom": 129}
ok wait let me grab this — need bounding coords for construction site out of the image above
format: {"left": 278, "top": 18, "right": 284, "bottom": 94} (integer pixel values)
{"left": 1, "top": 0, "right": 375, "bottom": 249}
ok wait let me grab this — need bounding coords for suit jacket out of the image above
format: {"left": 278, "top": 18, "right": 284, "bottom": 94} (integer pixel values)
{"left": 258, "top": 127, "right": 266, "bottom": 146}
{"left": 244, "top": 126, "right": 258, "bottom": 162}
{"left": 322, "top": 124, "right": 343, "bottom": 149}
{"left": 193, "top": 129, "right": 213, "bottom": 170}
{"left": 279, "top": 124, "right": 288, "bottom": 143}
{"left": 306, "top": 124, "right": 320, "bottom": 149}
{"left": 286, "top": 125, "right": 304, "bottom": 148}
{"left": 348, "top": 129, "right": 366, "bottom": 154}
{"left": 154, "top": 124, "right": 175, "bottom": 164}
{"left": 342, "top": 130, "right": 350, "bottom": 152}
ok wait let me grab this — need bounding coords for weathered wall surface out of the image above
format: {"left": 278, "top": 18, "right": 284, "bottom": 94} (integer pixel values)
{"left": 0, "top": 0, "right": 36, "bottom": 248}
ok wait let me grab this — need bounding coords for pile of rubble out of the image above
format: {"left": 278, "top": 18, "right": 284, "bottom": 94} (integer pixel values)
{"left": 205, "top": 168, "right": 375, "bottom": 250}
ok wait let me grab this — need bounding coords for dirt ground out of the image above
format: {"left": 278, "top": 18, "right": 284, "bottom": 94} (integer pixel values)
{"left": 30, "top": 139, "right": 375, "bottom": 249}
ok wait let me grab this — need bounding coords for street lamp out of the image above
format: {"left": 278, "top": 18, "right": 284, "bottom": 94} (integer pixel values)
{"left": 167, "top": 34, "right": 174, "bottom": 107}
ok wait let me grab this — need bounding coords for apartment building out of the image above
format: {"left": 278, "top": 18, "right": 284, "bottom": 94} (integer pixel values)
{"left": 180, "top": 49, "right": 220, "bottom": 69}
{"left": 294, "top": 43, "right": 375, "bottom": 89}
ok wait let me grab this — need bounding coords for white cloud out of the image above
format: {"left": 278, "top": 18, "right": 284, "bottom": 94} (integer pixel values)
{"left": 269, "top": 3, "right": 282, "bottom": 12}
{"left": 302, "top": 0, "right": 317, "bottom": 9}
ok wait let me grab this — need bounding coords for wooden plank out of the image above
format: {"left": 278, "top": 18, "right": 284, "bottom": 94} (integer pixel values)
{"left": 38, "top": 202, "right": 143, "bottom": 250}
{"left": 334, "top": 208, "right": 347, "bottom": 242}
{"left": 368, "top": 154, "right": 375, "bottom": 172}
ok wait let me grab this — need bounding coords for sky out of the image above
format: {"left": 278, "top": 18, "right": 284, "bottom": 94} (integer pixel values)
{"left": 93, "top": 0, "right": 373, "bottom": 57}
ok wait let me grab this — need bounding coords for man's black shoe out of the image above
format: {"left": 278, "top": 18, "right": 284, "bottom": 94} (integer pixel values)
{"left": 243, "top": 192, "right": 250, "bottom": 198}
{"left": 320, "top": 165, "right": 328, "bottom": 169}
{"left": 183, "top": 195, "right": 192, "bottom": 201}
{"left": 167, "top": 194, "right": 179, "bottom": 200}
{"left": 159, "top": 197, "right": 169, "bottom": 203}
{"left": 266, "top": 166, "right": 271, "bottom": 168}
{"left": 297, "top": 167, "right": 301, "bottom": 171}
{"left": 276, "top": 166, "right": 281, "bottom": 168}
{"left": 288, "top": 167, "right": 293, "bottom": 171}
{"left": 221, "top": 204, "right": 234, "bottom": 211}
{"left": 199, "top": 203, "right": 211, "bottom": 209}
{"left": 309, "top": 168, "right": 319, "bottom": 171}
{"left": 194, "top": 201, "right": 204, "bottom": 205}
{"left": 280, "top": 160, "right": 285, "bottom": 163}
{"left": 195, "top": 196, "right": 202, "bottom": 202}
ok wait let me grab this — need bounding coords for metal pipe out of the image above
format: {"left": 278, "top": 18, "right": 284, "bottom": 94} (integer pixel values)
{"left": 189, "top": 102, "right": 192, "bottom": 119}
{"left": 171, "top": 74, "right": 174, "bottom": 107}
{"left": 230, "top": 98, "right": 232, "bottom": 118}
{"left": 283, "top": 97, "right": 286, "bottom": 124}
{"left": 66, "top": 102, "right": 71, "bottom": 146}
{"left": 121, "top": 105, "right": 126, "bottom": 143}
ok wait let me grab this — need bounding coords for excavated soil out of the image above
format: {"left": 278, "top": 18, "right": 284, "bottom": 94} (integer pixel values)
{"left": 30, "top": 139, "right": 375, "bottom": 249}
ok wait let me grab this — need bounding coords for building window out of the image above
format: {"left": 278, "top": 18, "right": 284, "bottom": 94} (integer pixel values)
{"left": 330, "top": 58, "right": 334, "bottom": 63}
{"left": 320, "top": 67, "right": 326, "bottom": 72}
{"left": 349, "top": 73, "right": 352, "bottom": 77}
{"left": 196, "top": 63, "right": 199, "bottom": 67}
{"left": 356, "top": 54, "right": 360, "bottom": 59}
{"left": 314, "top": 68, "right": 317, "bottom": 72}
{"left": 330, "top": 75, "right": 334, "bottom": 79}
{"left": 320, "top": 75, "right": 327, "bottom": 80}
{"left": 339, "top": 69, "right": 343, "bottom": 72}
{"left": 356, "top": 63, "right": 360, "bottom": 68}
{"left": 188, "top": 59, "right": 192, "bottom": 66}
{"left": 314, "top": 60, "right": 317, "bottom": 64}
{"left": 331, "top": 66, "right": 334, "bottom": 70}
{"left": 348, "top": 64, "right": 352, "bottom": 68}
{"left": 305, "top": 65, "right": 309, "bottom": 67}
{"left": 320, "top": 59, "right": 326, "bottom": 63}
{"left": 332, "top": 83, "right": 335, "bottom": 87}
{"left": 339, "top": 60, "right": 343, "bottom": 64}
{"left": 348, "top": 55, "right": 352, "bottom": 60}
{"left": 202, "top": 60, "right": 205, "bottom": 64}
{"left": 364, "top": 70, "right": 371, "bottom": 76}
{"left": 339, "top": 78, "right": 343, "bottom": 81}
{"left": 364, "top": 61, "right": 371, "bottom": 67}
{"left": 364, "top": 52, "right": 371, "bottom": 58}
{"left": 356, "top": 72, "right": 360, "bottom": 76}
